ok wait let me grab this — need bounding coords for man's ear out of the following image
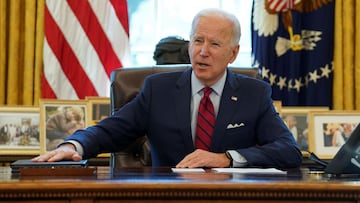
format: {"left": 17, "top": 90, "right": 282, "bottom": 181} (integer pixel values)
{"left": 229, "top": 44, "right": 240, "bottom": 64}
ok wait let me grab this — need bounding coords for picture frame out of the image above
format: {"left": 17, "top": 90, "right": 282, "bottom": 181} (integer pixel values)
{"left": 85, "top": 96, "right": 110, "bottom": 126}
{"left": 0, "top": 106, "right": 40, "bottom": 155}
{"left": 273, "top": 100, "right": 282, "bottom": 115}
{"left": 308, "top": 110, "right": 360, "bottom": 159}
{"left": 281, "top": 107, "right": 329, "bottom": 151}
{"left": 39, "top": 99, "right": 88, "bottom": 153}
{"left": 85, "top": 96, "right": 111, "bottom": 158}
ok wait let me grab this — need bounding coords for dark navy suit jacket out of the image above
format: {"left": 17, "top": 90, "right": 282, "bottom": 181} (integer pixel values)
{"left": 68, "top": 68, "right": 302, "bottom": 168}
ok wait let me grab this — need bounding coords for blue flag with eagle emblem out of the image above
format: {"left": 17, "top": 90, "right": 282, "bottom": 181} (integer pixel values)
{"left": 251, "top": 0, "right": 334, "bottom": 107}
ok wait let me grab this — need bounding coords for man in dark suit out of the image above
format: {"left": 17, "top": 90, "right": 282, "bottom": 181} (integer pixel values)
{"left": 33, "top": 8, "right": 302, "bottom": 169}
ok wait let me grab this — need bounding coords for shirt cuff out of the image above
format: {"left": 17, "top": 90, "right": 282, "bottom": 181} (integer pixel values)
{"left": 63, "top": 140, "right": 84, "bottom": 156}
{"left": 227, "top": 150, "right": 247, "bottom": 167}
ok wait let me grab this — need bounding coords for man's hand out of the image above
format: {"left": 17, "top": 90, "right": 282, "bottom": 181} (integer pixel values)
{"left": 176, "top": 149, "right": 231, "bottom": 168}
{"left": 31, "top": 143, "right": 82, "bottom": 162}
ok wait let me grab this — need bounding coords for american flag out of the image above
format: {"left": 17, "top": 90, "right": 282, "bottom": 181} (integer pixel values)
{"left": 42, "top": 0, "right": 130, "bottom": 99}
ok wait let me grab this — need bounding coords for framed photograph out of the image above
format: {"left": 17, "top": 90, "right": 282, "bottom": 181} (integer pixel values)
{"left": 273, "top": 100, "right": 282, "bottom": 115}
{"left": 281, "top": 107, "right": 329, "bottom": 151}
{"left": 0, "top": 106, "right": 40, "bottom": 155}
{"left": 39, "top": 99, "right": 87, "bottom": 153}
{"left": 85, "top": 96, "right": 111, "bottom": 158}
{"left": 308, "top": 111, "right": 360, "bottom": 159}
{"left": 85, "top": 96, "right": 110, "bottom": 126}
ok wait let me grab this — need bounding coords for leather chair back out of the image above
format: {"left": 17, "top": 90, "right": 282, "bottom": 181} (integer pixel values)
{"left": 109, "top": 64, "right": 259, "bottom": 168}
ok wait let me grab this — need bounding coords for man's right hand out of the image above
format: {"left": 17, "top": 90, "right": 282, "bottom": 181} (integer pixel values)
{"left": 31, "top": 143, "right": 82, "bottom": 162}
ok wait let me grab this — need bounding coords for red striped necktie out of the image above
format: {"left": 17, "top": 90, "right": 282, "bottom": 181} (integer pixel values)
{"left": 195, "top": 87, "right": 215, "bottom": 151}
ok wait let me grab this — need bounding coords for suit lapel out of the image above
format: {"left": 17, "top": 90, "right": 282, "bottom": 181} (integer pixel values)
{"left": 174, "top": 69, "right": 194, "bottom": 150}
{"left": 211, "top": 70, "right": 241, "bottom": 151}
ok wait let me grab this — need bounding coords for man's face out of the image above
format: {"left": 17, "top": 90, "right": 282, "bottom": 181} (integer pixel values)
{"left": 188, "top": 16, "right": 239, "bottom": 86}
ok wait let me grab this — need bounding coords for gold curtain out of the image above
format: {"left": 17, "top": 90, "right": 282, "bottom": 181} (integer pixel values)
{"left": 0, "top": 0, "right": 44, "bottom": 106}
{"left": 333, "top": 0, "right": 360, "bottom": 110}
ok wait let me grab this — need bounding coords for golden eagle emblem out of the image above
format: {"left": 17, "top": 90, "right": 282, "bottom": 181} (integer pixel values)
{"left": 253, "top": 0, "right": 333, "bottom": 56}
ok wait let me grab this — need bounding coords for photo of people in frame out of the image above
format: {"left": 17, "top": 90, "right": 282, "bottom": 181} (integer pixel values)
{"left": 322, "top": 122, "right": 358, "bottom": 148}
{"left": 282, "top": 114, "right": 309, "bottom": 151}
{"left": 45, "top": 105, "right": 86, "bottom": 151}
{"left": 0, "top": 112, "right": 40, "bottom": 149}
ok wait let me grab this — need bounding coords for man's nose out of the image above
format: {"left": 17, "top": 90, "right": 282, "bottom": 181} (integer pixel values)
{"left": 199, "top": 43, "right": 210, "bottom": 56}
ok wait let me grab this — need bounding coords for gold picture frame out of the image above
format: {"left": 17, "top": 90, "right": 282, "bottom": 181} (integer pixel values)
{"left": 281, "top": 107, "right": 329, "bottom": 153}
{"left": 85, "top": 96, "right": 110, "bottom": 126}
{"left": 308, "top": 110, "right": 360, "bottom": 159}
{"left": 273, "top": 100, "right": 282, "bottom": 115}
{"left": 39, "top": 99, "right": 88, "bottom": 153}
{"left": 0, "top": 106, "right": 40, "bottom": 155}
{"left": 85, "top": 96, "right": 111, "bottom": 158}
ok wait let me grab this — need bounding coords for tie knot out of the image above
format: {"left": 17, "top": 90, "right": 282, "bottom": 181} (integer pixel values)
{"left": 203, "top": 87, "right": 212, "bottom": 97}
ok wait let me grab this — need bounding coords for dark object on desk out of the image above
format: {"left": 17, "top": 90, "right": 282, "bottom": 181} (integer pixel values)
{"left": 11, "top": 159, "right": 89, "bottom": 174}
{"left": 308, "top": 151, "right": 329, "bottom": 168}
{"left": 324, "top": 123, "right": 360, "bottom": 175}
{"left": 310, "top": 123, "right": 360, "bottom": 175}
{"left": 19, "top": 167, "right": 96, "bottom": 177}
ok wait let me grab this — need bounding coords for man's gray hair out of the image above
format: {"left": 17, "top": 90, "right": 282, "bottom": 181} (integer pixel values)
{"left": 190, "top": 8, "right": 241, "bottom": 47}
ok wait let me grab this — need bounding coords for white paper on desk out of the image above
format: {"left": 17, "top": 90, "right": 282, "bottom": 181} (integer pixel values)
{"left": 211, "top": 168, "right": 287, "bottom": 175}
{"left": 171, "top": 168, "right": 205, "bottom": 173}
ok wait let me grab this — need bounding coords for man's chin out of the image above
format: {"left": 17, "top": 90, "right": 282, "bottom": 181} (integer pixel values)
{"left": 194, "top": 71, "right": 213, "bottom": 83}
{"left": 193, "top": 65, "right": 211, "bottom": 73}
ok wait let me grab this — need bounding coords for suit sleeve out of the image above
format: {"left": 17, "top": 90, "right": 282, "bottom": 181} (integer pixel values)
{"left": 236, "top": 82, "right": 302, "bottom": 169}
{"left": 66, "top": 78, "right": 152, "bottom": 159}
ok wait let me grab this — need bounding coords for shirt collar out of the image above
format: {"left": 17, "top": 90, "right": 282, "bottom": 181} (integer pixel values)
{"left": 191, "top": 69, "right": 227, "bottom": 96}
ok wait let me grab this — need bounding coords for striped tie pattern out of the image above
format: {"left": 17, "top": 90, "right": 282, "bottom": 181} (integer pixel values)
{"left": 195, "top": 87, "right": 215, "bottom": 150}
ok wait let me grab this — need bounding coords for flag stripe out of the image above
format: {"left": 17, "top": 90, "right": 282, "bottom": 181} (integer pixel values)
{"left": 46, "top": 0, "right": 109, "bottom": 97}
{"left": 110, "top": 0, "right": 129, "bottom": 36}
{"left": 45, "top": 3, "right": 98, "bottom": 99}
{"left": 42, "top": 0, "right": 130, "bottom": 99}
{"left": 43, "top": 39, "right": 78, "bottom": 99}
{"left": 41, "top": 59, "right": 57, "bottom": 99}
{"left": 89, "top": 0, "right": 131, "bottom": 67}
{"left": 67, "top": 0, "right": 122, "bottom": 77}
{"left": 268, "top": 0, "right": 293, "bottom": 12}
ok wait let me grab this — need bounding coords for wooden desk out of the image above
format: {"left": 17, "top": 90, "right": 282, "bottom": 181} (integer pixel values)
{"left": 0, "top": 166, "right": 359, "bottom": 202}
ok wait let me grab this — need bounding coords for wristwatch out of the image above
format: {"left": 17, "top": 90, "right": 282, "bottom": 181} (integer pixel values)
{"left": 226, "top": 150, "right": 248, "bottom": 167}
{"left": 225, "top": 151, "right": 233, "bottom": 168}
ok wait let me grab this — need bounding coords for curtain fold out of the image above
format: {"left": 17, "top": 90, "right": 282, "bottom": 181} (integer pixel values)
{"left": 0, "top": 0, "right": 7, "bottom": 104}
{"left": 34, "top": 0, "right": 44, "bottom": 106}
{"left": 23, "top": 0, "right": 36, "bottom": 106}
{"left": 0, "top": 0, "right": 43, "bottom": 106}
{"left": 333, "top": 0, "right": 360, "bottom": 110}
{"left": 355, "top": 1, "right": 360, "bottom": 109}
{"left": 7, "top": 0, "right": 22, "bottom": 104}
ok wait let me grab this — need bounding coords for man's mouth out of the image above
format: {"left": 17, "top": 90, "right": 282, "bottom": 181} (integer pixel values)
{"left": 198, "top": 63, "right": 209, "bottom": 67}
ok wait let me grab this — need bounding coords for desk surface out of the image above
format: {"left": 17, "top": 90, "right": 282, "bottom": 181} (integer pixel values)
{"left": 0, "top": 166, "right": 360, "bottom": 202}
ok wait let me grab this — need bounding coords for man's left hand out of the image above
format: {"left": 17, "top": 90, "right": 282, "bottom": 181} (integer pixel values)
{"left": 175, "top": 149, "right": 230, "bottom": 168}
